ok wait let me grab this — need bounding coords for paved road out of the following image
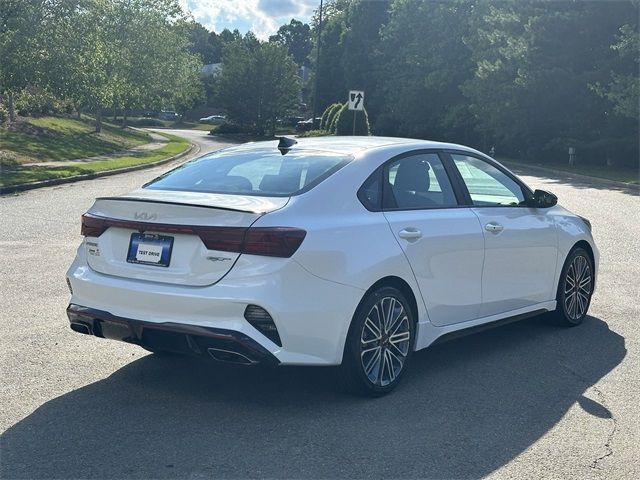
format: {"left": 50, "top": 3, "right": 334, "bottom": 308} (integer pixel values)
{"left": 1, "top": 131, "right": 638, "bottom": 479}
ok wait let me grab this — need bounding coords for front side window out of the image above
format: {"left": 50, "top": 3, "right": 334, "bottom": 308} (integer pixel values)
{"left": 451, "top": 154, "right": 526, "bottom": 206}
{"left": 145, "top": 148, "right": 351, "bottom": 197}
{"left": 384, "top": 153, "right": 458, "bottom": 210}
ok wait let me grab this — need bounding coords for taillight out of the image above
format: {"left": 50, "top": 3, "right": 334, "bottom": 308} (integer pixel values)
{"left": 243, "top": 227, "right": 306, "bottom": 258}
{"left": 80, "top": 213, "right": 305, "bottom": 258}
{"left": 81, "top": 214, "right": 108, "bottom": 237}
{"left": 196, "top": 227, "right": 247, "bottom": 251}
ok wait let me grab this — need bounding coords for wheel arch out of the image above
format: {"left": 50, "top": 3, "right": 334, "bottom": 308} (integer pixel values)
{"left": 555, "top": 239, "right": 597, "bottom": 298}
{"left": 365, "top": 276, "right": 419, "bottom": 325}
{"left": 573, "top": 240, "right": 595, "bottom": 271}
{"left": 343, "top": 275, "right": 421, "bottom": 359}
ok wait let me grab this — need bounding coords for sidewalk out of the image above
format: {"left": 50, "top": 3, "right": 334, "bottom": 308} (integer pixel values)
{"left": 21, "top": 131, "right": 168, "bottom": 167}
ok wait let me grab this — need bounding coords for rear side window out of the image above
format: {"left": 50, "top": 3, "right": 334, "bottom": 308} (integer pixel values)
{"left": 145, "top": 148, "right": 351, "bottom": 197}
{"left": 384, "top": 153, "right": 458, "bottom": 210}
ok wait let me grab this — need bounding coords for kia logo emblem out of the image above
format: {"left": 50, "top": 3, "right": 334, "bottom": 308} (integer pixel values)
{"left": 134, "top": 212, "right": 158, "bottom": 221}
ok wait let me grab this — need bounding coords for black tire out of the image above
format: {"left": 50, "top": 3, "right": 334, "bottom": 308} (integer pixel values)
{"left": 552, "top": 247, "right": 594, "bottom": 327}
{"left": 340, "top": 286, "right": 416, "bottom": 396}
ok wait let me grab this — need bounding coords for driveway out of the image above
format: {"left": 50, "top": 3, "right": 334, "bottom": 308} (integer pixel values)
{"left": 1, "top": 138, "right": 638, "bottom": 479}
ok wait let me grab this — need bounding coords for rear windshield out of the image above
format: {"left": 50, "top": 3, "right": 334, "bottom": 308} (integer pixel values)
{"left": 144, "top": 147, "right": 351, "bottom": 197}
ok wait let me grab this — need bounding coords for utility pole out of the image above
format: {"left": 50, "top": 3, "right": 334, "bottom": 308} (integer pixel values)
{"left": 311, "top": 0, "right": 324, "bottom": 128}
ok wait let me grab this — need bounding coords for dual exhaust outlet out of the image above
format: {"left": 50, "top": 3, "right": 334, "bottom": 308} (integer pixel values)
{"left": 70, "top": 321, "right": 257, "bottom": 365}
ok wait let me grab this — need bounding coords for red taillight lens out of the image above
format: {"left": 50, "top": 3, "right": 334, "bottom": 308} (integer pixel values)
{"left": 243, "top": 227, "right": 306, "bottom": 258}
{"left": 81, "top": 214, "right": 108, "bottom": 237}
{"left": 196, "top": 227, "right": 246, "bottom": 252}
{"left": 80, "top": 213, "right": 305, "bottom": 258}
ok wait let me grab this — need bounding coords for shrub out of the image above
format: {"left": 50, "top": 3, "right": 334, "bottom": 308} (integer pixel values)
{"left": 125, "top": 117, "right": 166, "bottom": 127}
{"left": 320, "top": 103, "right": 341, "bottom": 130}
{"left": 0, "top": 102, "right": 8, "bottom": 124}
{"left": 335, "top": 103, "right": 371, "bottom": 136}
{"left": 297, "top": 129, "right": 330, "bottom": 138}
{"left": 212, "top": 122, "right": 254, "bottom": 134}
{"left": 325, "top": 103, "right": 343, "bottom": 133}
{"left": 0, "top": 151, "right": 20, "bottom": 169}
{"left": 14, "top": 87, "right": 71, "bottom": 117}
{"left": 326, "top": 103, "right": 347, "bottom": 134}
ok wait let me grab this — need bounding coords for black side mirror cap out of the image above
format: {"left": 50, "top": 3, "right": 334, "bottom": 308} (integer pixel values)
{"left": 531, "top": 189, "right": 558, "bottom": 208}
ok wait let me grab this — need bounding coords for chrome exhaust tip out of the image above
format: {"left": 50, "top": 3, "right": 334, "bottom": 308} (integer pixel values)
{"left": 207, "top": 347, "right": 255, "bottom": 365}
{"left": 70, "top": 322, "right": 92, "bottom": 335}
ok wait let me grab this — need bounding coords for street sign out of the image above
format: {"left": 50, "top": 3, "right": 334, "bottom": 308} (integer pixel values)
{"left": 348, "top": 90, "right": 364, "bottom": 111}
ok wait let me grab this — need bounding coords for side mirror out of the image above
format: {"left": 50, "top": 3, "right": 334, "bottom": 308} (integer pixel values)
{"left": 531, "top": 189, "right": 558, "bottom": 208}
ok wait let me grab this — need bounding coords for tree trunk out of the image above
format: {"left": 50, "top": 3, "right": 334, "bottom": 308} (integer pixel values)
{"left": 8, "top": 91, "right": 16, "bottom": 123}
{"left": 112, "top": 105, "right": 117, "bottom": 122}
{"left": 95, "top": 107, "right": 102, "bottom": 133}
{"left": 76, "top": 104, "right": 81, "bottom": 119}
{"left": 121, "top": 108, "right": 128, "bottom": 128}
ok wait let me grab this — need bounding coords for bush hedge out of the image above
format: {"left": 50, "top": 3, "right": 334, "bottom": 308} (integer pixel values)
{"left": 334, "top": 103, "right": 371, "bottom": 136}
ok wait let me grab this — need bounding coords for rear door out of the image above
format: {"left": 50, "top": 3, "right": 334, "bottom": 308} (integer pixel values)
{"left": 380, "top": 151, "right": 485, "bottom": 326}
{"left": 84, "top": 190, "right": 287, "bottom": 287}
{"left": 447, "top": 152, "right": 558, "bottom": 317}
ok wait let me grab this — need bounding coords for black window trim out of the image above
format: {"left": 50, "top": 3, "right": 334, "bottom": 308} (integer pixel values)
{"left": 357, "top": 149, "right": 471, "bottom": 212}
{"left": 442, "top": 149, "right": 534, "bottom": 208}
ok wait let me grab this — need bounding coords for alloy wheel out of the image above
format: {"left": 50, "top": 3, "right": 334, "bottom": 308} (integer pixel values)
{"left": 564, "top": 254, "right": 592, "bottom": 321}
{"left": 360, "top": 296, "right": 411, "bottom": 387}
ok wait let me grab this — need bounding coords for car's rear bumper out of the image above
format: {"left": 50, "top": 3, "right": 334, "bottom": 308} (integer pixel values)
{"left": 66, "top": 246, "right": 365, "bottom": 365}
{"left": 67, "top": 304, "right": 280, "bottom": 365}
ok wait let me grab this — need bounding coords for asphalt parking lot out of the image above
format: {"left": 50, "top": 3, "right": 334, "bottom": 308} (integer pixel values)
{"left": 1, "top": 130, "right": 638, "bottom": 479}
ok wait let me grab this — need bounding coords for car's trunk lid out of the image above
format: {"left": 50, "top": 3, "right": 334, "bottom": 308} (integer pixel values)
{"left": 83, "top": 189, "right": 288, "bottom": 286}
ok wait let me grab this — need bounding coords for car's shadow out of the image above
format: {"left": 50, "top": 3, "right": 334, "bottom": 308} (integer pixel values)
{"left": 1, "top": 315, "right": 625, "bottom": 479}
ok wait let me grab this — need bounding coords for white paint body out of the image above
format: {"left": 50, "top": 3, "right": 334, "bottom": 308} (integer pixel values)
{"left": 67, "top": 137, "right": 599, "bottom": 365}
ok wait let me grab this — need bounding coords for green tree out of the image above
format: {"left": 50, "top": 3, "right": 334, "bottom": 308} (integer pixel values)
{"left": 0, "top": 0, "right": 53, "bottom": 122}
{"left": 463, "top": 0, "right": 638, "bottom": 164}
{"left": 217, "top": 38, "right": 300, "bottom": 135}
{"left": 378, "top": 0, "right": 475, "bottom": 141}
{"left": 269, "top": 19, "right": 312, "bottom": 66}
{"left": 310, "top": 1, "right": 349, "bottom": 112}
{"left": 595, "top": 23, "right": 639, "bottom": 120}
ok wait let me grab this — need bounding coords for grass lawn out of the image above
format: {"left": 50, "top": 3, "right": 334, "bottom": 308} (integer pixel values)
{"left": 0, "top": 116, "right": 150, "bottom": 164}
{"left": 0, "top": 133, "right": 190, "bottom": 188}
{"left": 499, "top": 157, "right": 639, "bottom": 185}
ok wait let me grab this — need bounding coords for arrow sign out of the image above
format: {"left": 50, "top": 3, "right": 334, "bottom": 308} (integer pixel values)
{"left": 348, "top": 90, "right": 364, "bottom": 111}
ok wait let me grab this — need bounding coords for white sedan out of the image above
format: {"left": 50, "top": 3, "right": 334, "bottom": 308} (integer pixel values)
{"left": 66, "top": 136, "right": 597, "bottom": 395}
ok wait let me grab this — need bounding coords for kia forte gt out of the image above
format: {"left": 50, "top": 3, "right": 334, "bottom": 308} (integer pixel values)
{"left": 66, "top": 136, "right": 597, "bottom": 395}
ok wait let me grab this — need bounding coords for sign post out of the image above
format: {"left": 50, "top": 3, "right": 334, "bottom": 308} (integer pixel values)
{"left": 348, "top": 90, "right": 364, "bottom": 135}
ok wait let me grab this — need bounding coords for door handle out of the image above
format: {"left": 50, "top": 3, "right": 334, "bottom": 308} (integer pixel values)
{"left": 485, "top": 222, "right": 504, "bottom": 233}
{"left": 398, "top": 228, "right": 422, "bottom": 240}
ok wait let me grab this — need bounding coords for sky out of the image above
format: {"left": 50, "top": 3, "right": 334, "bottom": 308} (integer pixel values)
{"left": 181, "top": 0, "right": 317, "bottom": 39}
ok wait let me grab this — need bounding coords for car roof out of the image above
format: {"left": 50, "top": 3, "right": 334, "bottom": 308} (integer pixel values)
{"left": 223, "top": 136, "right": 481, "bottom": 156}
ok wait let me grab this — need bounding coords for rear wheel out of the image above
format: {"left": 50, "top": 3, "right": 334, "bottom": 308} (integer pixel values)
{"left": 341, "top": 286, "right": 415, "bottom": 396}
{"left": 553, "top": 247, "right": 594, "bottom": 326}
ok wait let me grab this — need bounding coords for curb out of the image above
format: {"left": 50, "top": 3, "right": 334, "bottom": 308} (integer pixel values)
{"left": 0, "top": 143, "right": 196, "bottom": 195}
{"left": 501, "top": 161, "right": 639, "bottom": 191}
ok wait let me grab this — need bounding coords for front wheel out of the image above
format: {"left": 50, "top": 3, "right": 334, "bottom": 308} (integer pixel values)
{"left": 341, "top": 286, "right": 415, "bottom": 396}
{"left": 553, "top": 247, "right": 594, "bottom": 326}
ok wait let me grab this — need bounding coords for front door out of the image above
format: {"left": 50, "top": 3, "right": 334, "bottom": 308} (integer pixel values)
{"left": 449, "top": 153, "right": 558, "bottom": 318}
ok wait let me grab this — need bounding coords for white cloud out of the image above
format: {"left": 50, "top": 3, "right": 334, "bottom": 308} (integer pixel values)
{"left": 181, "top": 0, "right": 316, "bottom": 39}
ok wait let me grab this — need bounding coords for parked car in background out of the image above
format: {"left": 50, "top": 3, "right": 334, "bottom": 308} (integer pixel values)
{"left": 278, "top": 116, "right": 304, "bottom": 127}
{"left": 66, "top": 136, "right": 597, "bottom": 396}
{"left": 159, "top": 111, "right": 180, "bottom": 120}
{"left": 200, "top": 115, "right": 226, "bottom": 124}
{"left": 296, "top": 117, "right": 321, "bottom": 132}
